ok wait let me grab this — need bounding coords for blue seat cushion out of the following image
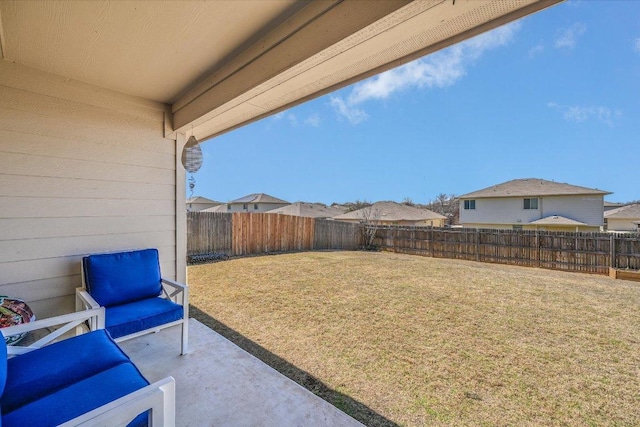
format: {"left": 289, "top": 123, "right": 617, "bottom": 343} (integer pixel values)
{"left": 106, "top": 298, "right": 183, "bottom": 339}
{"left": 2, "top": 330, "right": 131, "bottom": 413}
{"left": 2, "top": 363, "right": 149, "bottom": 427}
{"left": 83, "top": 249, "right": 162, "bottom": 307}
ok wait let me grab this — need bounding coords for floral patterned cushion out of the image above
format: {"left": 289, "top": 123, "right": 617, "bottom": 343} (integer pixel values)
{"left": 0, "top": 296, "right": 36, "bottom": 345}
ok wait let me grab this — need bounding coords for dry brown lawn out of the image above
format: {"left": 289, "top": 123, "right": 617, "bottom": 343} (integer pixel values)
{"left": 188, "top": 251, "right": 640, "bottom": 427}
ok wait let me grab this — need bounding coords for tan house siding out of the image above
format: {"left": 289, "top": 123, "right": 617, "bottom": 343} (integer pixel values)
{"left": 607, "top": 219, "right": 639, "bottom": 232}
{"left": 461, "top": 223, "right": 514, "bottom": 230}
{"left": 0, "top": 62, "right": 178, "bottom": 315}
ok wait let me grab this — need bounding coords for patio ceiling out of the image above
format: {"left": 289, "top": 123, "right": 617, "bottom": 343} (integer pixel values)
{"left": 0, "top": 0, "right": 561, "bottom": 142}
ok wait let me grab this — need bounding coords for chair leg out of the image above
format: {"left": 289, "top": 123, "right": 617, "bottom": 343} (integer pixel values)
{"left": 180, "top": 320, "right": 189, "bottom": 355}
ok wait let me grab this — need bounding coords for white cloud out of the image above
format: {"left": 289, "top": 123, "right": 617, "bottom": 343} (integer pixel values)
{"left": 329, "top": 96, "right": 368, "bottom": 124}
{"left": 286, "top": 113, "right": 297, "bottom": 126}
{"left": 528, "top": 44, "right": 544, "bottom": 59}
{"left": 304, "top": 113, "right": 321, "bottom": 127}
{"left": 330, "top": 22, "right": 521, "bottom": 124}
{"left": 634, "top": 38, "right": 640, "bottom": 53}
{"left": 548, "top": 102, "right": 622, "bottom": 126}
{"left": 554, "top": 23, "right": 586, "bottom": 49}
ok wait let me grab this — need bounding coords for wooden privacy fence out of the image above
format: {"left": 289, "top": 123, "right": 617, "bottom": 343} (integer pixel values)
{"left": 370, "top": 226, "right": 640, "bottom": 275}
{"left": 187, "top": 211, "right": 362, "bottom": 258}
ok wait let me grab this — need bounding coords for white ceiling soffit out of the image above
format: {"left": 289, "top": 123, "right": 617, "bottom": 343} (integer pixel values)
{"left": 175, "top": 0, "right": 562, "bottom": 142}
{"left": 0, "top": 0, "right": 306, "bottom": 103}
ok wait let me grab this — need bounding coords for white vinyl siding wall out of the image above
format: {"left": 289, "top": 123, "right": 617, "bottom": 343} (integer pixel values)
{"left": 460, "top": 195, "right": 605, "bottom": 227}
{"left": 0, "top": 62, "right": 178, "bottom": 315}
{"left": 542, "top": 196, "right": 604, "bottom": 226}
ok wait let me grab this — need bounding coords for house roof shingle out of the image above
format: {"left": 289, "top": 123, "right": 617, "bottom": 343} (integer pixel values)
{"left": 529, "top": 215, "right": 587, "bottom": 226}
{"left": 200, "top": 204, "right": 228, "bottom": 213}
{"left": 333, "top": 201, "right": 446, "bottom": 221}
{"left": 267, "top": 202, "right": 347, "bottom": 218}
{"left": 604, "top": 203, "right": 640, "bottom": 219}
{"left": 187, "top": 196, "right": 221, "bottom": 204}
{"left": 460, "top": 178, "right": 611, "bottom": 199}
{"left": 228, "top": 193, "right": 289, "bottom": 204}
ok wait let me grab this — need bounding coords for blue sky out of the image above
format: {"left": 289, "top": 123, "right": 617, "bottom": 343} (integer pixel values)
{"left": 193, "top": 1, "right": 640, "bottom": 205}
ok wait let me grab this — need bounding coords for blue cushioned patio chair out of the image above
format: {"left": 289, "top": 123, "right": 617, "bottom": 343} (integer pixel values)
{"left": 0, "top": 308, "right": 176, "bottom": 426}
{"left": 76, "top": 248, "right": 189, "bottom": 355}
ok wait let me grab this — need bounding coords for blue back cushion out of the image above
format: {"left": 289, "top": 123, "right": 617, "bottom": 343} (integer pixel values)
{"left": 0, "top": 336, "right": 7, "bottom": 397}
{"left": 83, "top": 249, "right": 162, "bottom": 307}
{"left": 2, "top": 329, "right": 131, "bottom": 414}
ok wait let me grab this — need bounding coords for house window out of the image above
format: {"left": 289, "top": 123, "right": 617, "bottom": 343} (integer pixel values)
{"left": 242, "top": 204, "right": 248, "bottom": 210}
{"left": 464, "top": 200, "right": 476, "bottom": 210}
{"left": 523, "top": 198, "right": 539, "bottom": 210}
{"left": 226, "top": 204, "right": 231, "bottom": 211}
{"left": 512, "top": 225, "right": 523, "bottom": 230}
{"left": 254, "top": 204, "right": 259, "bottom": 210}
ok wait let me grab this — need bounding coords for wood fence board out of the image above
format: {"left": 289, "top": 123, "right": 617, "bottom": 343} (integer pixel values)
{"left": 371, "top": 226, "right": 639, "bottom": 276}
{"left": 187, "top": 212, "right": 362, "bottom": 258}
{"left": 188, "top": 214, "right": 638, "bottom": 274}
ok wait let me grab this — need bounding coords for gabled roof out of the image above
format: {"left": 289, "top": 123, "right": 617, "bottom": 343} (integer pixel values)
{"left": 529, "top": 215, "right": 587, "bottom": 226}
{"left": 605, "top": 203, "right": 640, "bottom": 219}
{"left": 268, "top": 202, "right": 346, "bottom": 218}
{"left": 333, "top": 201, "right": 446, "bottom": 221}
{"left": 229, "top": 193, "right": 289, "bottom": 204}
{"left": 201, "top": 204, "right": 228, "bottom": 213}
{"left": 604, "top": 201, "right": 624, "bottom": 208}
{"left": 460, "top": 178, "right": 611, "bottom": 199}
{"left": 187, "top": 196, "right": 221, "bottom": 204}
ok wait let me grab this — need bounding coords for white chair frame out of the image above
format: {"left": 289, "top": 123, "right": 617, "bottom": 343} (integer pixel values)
{"left": 1, "top": 310, "right": 176, "bottom": 426}
{"left": 77, "top": 261, "right": 189, "bottom": 355}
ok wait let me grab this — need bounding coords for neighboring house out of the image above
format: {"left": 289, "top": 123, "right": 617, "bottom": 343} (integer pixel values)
{"left": 459, "top": 178, "right": 611, "bottom": 232}
{"left": 605, "top": 204, "right": 640, "bottom": 232}
{"left": 460, "top": 178, "right": 611, "bottom": 231}
{"left": 333, "top": 201, "right": 447, "bottom": 227}
{"left": 187, "top": 196, "right": 221, "bottom": 212}
{"left": 221, "top": 193, "right": 289, "bottom": 213}
{"left": 268, "top": 202, "right": 347, "bottom": 219}
{"left": 604, "top": 201, "right": 624, "bottom": 212}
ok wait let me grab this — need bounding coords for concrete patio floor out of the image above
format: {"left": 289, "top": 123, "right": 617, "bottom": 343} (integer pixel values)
{"left": 119, "top": 319, "right": 364, "bottom": 427}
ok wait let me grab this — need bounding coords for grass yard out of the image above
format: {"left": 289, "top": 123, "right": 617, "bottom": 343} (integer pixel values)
{"left": 188, "top": 251, "right": 640, "bottom": 426}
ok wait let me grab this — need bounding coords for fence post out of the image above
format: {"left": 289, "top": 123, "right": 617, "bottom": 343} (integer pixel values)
{"left": 610, "top": 234, "right": 616, "bottom": 269}
{"left": 536, "top": 230, "right": 541, "bottom": 268}
{"left": 429, "top": 227, "right": 433, "bottom": 256}
{"left": 475, "top": 229, "right": 480, "bottom": 261}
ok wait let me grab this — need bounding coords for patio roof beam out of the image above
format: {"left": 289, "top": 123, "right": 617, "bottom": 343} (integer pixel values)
{"left": 172, "top": 0, "right": 563, "bottom": 142}
{"left": 171, "top": 0, "right": 411, "bottom": 135}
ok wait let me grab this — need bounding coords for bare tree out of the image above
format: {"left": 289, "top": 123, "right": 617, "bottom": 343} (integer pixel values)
{"left": 358, "top": 204, "right": 382, "bottom": 250}
{"left": 402, "top": 197, "right": 415, "bottom": 206}
{"left": 426, "top": 193, "right": 459, "bottom": 225}
{"left": 344, "top": 199, "right": 372, "bottom": 213}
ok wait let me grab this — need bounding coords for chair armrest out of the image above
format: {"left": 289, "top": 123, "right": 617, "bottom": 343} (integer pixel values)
{"left": 59, "top": 376, "right": 176, "bottom": 427}
{"left": 161, "top": 278, "right": 187, "bottom": 291}
{"left": 76, "top": 287, "right": 100, "bottom": 310}
{"left": 161, "top": 278, "right": 188, "bottom": 305}
{"left": 1, "top": 308, "right": 105, "bottom": 356}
